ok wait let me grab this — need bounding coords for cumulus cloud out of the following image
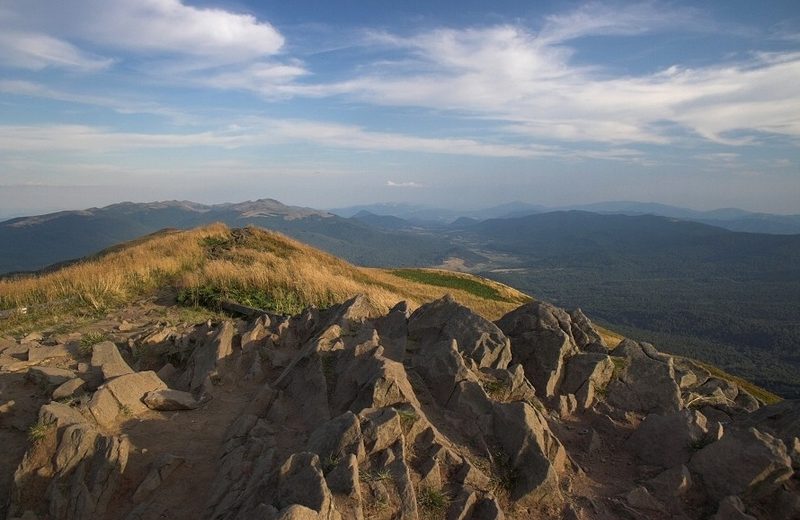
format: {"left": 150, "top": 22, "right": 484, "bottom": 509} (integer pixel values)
{"left": 0, "top": 0, "right": 301, "bottom": 92}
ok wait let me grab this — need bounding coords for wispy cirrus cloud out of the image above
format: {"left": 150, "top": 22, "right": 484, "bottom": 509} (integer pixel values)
{"left": 324, "top": 5, "right": 800, "bottom": 146}
{"left": 0, "top": 120, "right": 549, "bottom": 158}
{"left": 387, "top": 181, "right": 424, "bottom": 188}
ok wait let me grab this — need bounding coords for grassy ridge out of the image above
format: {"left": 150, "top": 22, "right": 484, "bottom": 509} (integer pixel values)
{"left": 389, "top": 269, "right": 510, "bottom": 302}
{"left": 0, "top": 224, "right": 531, "bottom": 335}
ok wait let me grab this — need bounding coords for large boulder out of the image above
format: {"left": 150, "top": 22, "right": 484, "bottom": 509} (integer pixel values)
{"left": 689, "top": 427, "right": 793, "bottom": 502}
{"left": 491, "top": 401, "right": 565, "bottom": 508}
{"left": 408, "top": 295, "right": 511, "bottom": 369}
{"left": 627, "top": 409, "right": 709, "bottom": 468}
{"left": 606, "top": 340, "right": 682, "bottom": 415}
{"left": 560, "top": 353, "right": 614, "bottom": 409}
{"left": 90, "top": 341, "right": 134, "bottom": 384}
{"left": 496, "top": 302, "right": 581, "bottom": 399}
{"left": 275, "top": 453, "right": 341, "bottom": 520}
{"left": 176, "top": 321, "right": 236, "bottom": 395}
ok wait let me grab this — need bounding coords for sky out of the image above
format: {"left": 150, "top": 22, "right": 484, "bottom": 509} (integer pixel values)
{"left": 1, "top": 0, "right": 799, "bottom": 218}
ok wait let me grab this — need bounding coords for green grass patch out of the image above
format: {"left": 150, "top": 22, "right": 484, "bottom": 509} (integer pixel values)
{"left": 28, "top": 420, "right": 54, "bottom": 441}
{"left": 418, "top": 486, "right": 450, "bottom": 512}
{"left": 177, "top": 285, "right": 305, "bottom": 315}
{"left": 390, "top": 269, "right": 509, "bottom": 302}
{"left": 79, "top": 331, "right": 106, "bottom": 355}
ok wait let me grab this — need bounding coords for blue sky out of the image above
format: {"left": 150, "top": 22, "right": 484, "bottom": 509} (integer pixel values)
{"left": 1, "top": 0, "right": 798, "bottom": 217}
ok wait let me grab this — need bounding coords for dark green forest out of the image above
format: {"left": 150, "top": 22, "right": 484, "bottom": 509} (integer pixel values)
{"left": 454, "top": 212, "right": 800, "bottom": 398}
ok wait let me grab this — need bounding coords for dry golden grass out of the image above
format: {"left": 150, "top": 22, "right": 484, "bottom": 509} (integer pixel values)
{"left": 0, "top": 223, "right": 530, "bottom": 334}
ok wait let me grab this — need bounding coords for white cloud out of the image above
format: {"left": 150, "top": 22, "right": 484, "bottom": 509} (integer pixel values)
{"left": 0, "top": 120, "right": 550, "bottom": 158}
{"left": 329, "top": 12, "right": 800, "bottom": 146}
{"left": 1, "top": 0, "right": 284, "bottom": 62}
{"left": 387, "top": 181, "right": 424, "bottom": 188}
{"left": 0, "top": 31, "right": 113, "bottom": 70}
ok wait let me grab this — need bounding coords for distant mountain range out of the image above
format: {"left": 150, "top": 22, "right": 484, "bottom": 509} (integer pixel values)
{"left": 330, "top": 200, "right": 800, "bottom": 235}
{"left": 2, "top": 198, "right": 799, "bottom": 397}
{"left": 0, "top": 199, "right": 480, "bottom": 275}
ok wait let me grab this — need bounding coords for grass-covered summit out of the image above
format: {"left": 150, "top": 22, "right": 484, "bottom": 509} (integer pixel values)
{"left": 0, "top": 224, "right": 531, "bottom": 336}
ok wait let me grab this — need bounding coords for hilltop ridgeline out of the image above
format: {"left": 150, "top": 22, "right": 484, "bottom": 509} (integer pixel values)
{"left": 1, "top": 294, "right": 798, "bottom": 520}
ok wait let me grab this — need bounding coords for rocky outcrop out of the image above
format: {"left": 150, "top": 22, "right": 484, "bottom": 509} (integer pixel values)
{"left": 4, "top": 293, "right": 798, "bottom": 520}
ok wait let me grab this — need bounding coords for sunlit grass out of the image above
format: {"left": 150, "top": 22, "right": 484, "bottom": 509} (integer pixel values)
{"left": 0, "top": 224, "right": 531, "bottom": 335}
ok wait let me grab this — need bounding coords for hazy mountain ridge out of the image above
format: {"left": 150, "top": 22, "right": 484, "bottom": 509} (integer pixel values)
{"left": 0, "top": 200, "right": 478, "bottom": 274}
{"left": 331, "top": 200, "right": 800, "bottom": 234}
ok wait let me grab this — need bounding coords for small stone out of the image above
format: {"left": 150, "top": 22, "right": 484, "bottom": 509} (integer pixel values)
{"left": 52, "top": 378, "right": 87, "bottom": 401}
{"left": 118, "top": 320, "right": 133, "bottom": 331}
{"left": 143, "top": 389, "right": 199, "bottom": 411}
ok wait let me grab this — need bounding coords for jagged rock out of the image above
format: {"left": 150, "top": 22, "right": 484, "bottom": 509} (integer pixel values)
{"left": 275, "top": 453, "right": 341, "bottom": 520}
{"left": 359, "top": 408, "right": 402, "bottom": 456}
{"left": 627, "top": 409, "right": 709, "bottom": 468}
{"left": 496, "top": 302, "right": 580, "bottom": 398}
{"left": 325, "top": 453, "right": 362, "bottom": 500}
{"left": 142, "top": 389, "right": 199, "bottom": 411}
{"left": 306, "top": 411, "right": 365, "bottom": 463}
{"left": 140, "top": 325, "right": 178, "bottom": 346}
{"left": 481, "top": 364, "right": 537, "bottom": 403}
{"left": 448, "top": 487, "right": 479, "bottom": 520}
{"left": 645, "top": 465, "right": 692, "bottom": 498}
{"left": 561, "top": 353, "right": 614, "bottom": 409}
{"left": 413, "top": 339, "right": 482, "bottom": 408}
{"left": 448, "top": 380, "right": 493, "bottom": 422}
{"left": 491, "top": 401, "right": 565, "bottom": 508}
{"left": 568, "top": 309, "right": 607, "bottom": 351}
{"left": 455, "top": 459, "right": 493, "bottom": 491}
{"left": 689, "top": 427, "right": 793, "bottom": 502}
{"left": 737, "top": 399, "right": 800, "bottom": 447}
{"left": 10, "top": 417, "right": 130, "bottom": 520}
{"left": 373, "top": 300, "right": 410, "bottom": 362}
{"left": 90, "top": 341, "right": 134, "bottom": 383}
{"left": 556, "top": 394, "right": 578, "bottom": 418}
{"left": 177, "top": 321, "right": 235, "bottom": 395}
{"left": 409, "top": 295, "right": 511, "bottom": 369}
{"left": 132, "top": 454, "right": 185, "bottom": 502}
{"left": 26, "top": 366, "right": 75, "bottom": 387}
{"left": 472, "top": 496, "right": 505, "bottom": 520}
{"left": 709, "top": 496, "right": 757, "bottom": 520}
{"left": 52, "top": 378, "right": 86, "bottom": 401}
{"left": 278, "top": 306, "right": 320, "bottom": 351}
{"left": 331, "top": 344, "right": 420, "bottom": 416}
{"left": 381, "top": 437, "right": 419, "bottom": 520}
{"left": 118, "top": 320, "right": 133, "bottom": 331}
{"left": 606, "top": 340, "right": 682, "bottom": 415}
